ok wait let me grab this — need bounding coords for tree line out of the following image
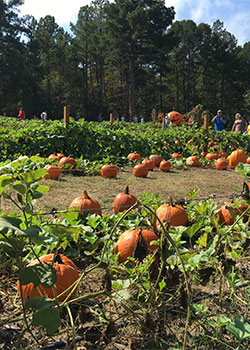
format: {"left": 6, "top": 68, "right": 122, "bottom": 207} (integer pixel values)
{"left": 1, "top": 0, "right": 250, "bottom": 122}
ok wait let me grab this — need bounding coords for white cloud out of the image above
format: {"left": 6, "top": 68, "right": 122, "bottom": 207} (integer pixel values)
{"left": 19, "top": 0, "right": 90, "bottom": 25}
{"left": 225, "top": 11, "right": 250, "bottom": 46}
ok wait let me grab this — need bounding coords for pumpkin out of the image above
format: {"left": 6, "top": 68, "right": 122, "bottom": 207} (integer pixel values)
{"left": 218, "top": 151, "right": 228, "bottom": 158}
{"left": 200, "top": 151, "right": 208, "bottom": 157}
{"left": 218, "top": 203, "right": 246, "bottom": 225}
{"left": 69, "top": 190, "right": 102, "bottom": 216}
{"left": 142, "top": 158, "right": 155, "bottom": 171}
{"left": 114, "top": 229, "right": 158, "bottom": 263}
{"left": 101, "top": 164, "right": 118, "bottom": 178}
{"left": 48, "top": 153, "right": 65, "bottom": 161}
{"left": 167, "top": 111, "right": 183, "bottom": 126}
{"left": 155, "top": 202, "right": 188, "bottom": 228}
{"left": 149, "top": 154, "right": 162, "bottom": 167}
{"left": 216, "top": 158, "right": 227, "bottom": 170}
{"left": 171, "top": 152, "right": 183, "bottom": 159}
{"left": 159, "top": 160, "right": 171, "bottom": 172}
{"left": 127, "top": 152, "right": 141, "bottom": 161}
{"left": 205, "top": 153, "right": 219, "bottom": 160}
{"left": 113, "top": 186, "right": 137, "bottom": 214}
{"left": 246, "top": 157, "right": 250, "bottom": 164}
{"left": 17, "top": 254, "right": 79, "bottom": 302}
{"left": 58, "top": 156, "right": 77, "bottom": 168}
{"left": 133, "top": 163, "right": 148, "bottom": 178}
{"left": 44, "top": 165, "right": 62, "bottom": 179}
{"left": 186, "top": 156, "right": 199, "bottom": 167}
{"left": 228, "top": 149, "right": 247, "bottom": 169}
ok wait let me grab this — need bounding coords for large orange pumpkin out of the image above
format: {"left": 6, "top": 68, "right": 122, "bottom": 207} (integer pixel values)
{"left": 17, "top": 254, "right": 79, "bottom": 302}
{"left": 101, "top": 164, "right": 118, "bottom": 178}
{"left": 155, "top": 203, "right": 188, "bottom": 228}
{"left": 159, "top": 160, "right": 171, "bottom": 172}
{"left": 113, "top": 186, "right": 137, "bottom": 214}
{"left": 44, "top": 165, "right": 62, "bottom": 179}
{"left": 114, "top": 229, "right": 158, "bottom": 263}
{"left": 149, "top": 154, "right": 162, "bottom": 167}
{"left": 69, "top": 190, "right": 102, "bottom": 216}
{"left": 58, "top": 156, "right": 77, "bottom": 168}
{"left": 228, "top": 150, "right": 247, "bottom": 169}
{"left": 167, "top": 111, "right": 183, "bottom": 126}
{"left": 186, "top": 156, "right": 199, "bottom": 167}
{"left": 133, "top": 163, "right": 148, "bottom": 178}
{"left": 205, "top": 153, "right": 219, "bottom": 160}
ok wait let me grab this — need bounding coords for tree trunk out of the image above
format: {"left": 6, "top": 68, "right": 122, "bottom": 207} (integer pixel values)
{"left": 128, "top": 55, "right": 136, "bottom": 120}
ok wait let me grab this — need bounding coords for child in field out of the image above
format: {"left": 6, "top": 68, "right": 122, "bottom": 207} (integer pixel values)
{"left": 247, "top": 120, "right": 250, "bottom": 135}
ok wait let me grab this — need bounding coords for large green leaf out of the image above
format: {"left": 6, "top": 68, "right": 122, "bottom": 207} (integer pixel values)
{"left": 19, "top": 263, "right": 57, "bottom": 288}
{"left": 31, "top": 305, "right": 61, "bottom": 335}
{"left": 226, "top": 317, "right": 250, "bottom": 340}
{"left": 22, "top": 169, "right": 47, "bottom": 185}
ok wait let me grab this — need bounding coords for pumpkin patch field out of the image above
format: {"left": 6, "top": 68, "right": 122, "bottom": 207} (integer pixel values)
{"left": 0, "top": 118, "right": 250, "bottom": 349}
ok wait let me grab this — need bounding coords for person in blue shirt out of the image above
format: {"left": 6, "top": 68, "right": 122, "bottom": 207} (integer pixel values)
{"left": 211, "top": 110, "right": 226, "bottom": 131}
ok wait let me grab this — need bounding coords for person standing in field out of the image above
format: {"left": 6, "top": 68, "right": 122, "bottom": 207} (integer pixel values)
{"left": 17, "top": 107, "right": 25, "bottom": 120}
{"left": 231, "top": 113, "right": 248, "bottom": 133}
{"left": 211, "top": 109, "right": 226, "bottom": 131}
{"left": 247, "top": 120, "right": 250, "bottom": 135}
{"left": 41, "top": 111, "right": 47, "bottom": 121}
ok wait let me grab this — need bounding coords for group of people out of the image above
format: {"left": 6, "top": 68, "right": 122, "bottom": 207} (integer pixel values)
{"left": 17, "top": 108, "right": 47, "bottom": 121}
{"left": 212, "top": 109, "right": 250, "bottom": 135}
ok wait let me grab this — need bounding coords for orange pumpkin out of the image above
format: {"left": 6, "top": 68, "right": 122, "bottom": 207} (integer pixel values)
{"left": 216, "top": 158, "right": 227, "bottom": 170}
{"left": 69, "top": 190, "right": 102, "bottom": 216}
{"left": 205, "top": 153, "right": 219, "bottom": 160}
{"left": 133, "top": 163, "right": 148, "bottom": 178}
{"left": 17, "top": 254, "right": 79, "bottom": 302}
{"left": 171, "top": 152, "right": 183, "bottom": 159}
{"left": 246, "top": 157, "right": 250, "bottom": 164}
{"left": 200, "top": 151, "right": 208, "bottom": 157}
{"left": 228, "top": 150, "right": 247, "bottom": 169}
{"left": 149, "top": 154, "right": 162, "bottom": 167}
{"left": 218, "top": 151, "right": 228, "bottom": 158}
{"left": 44, "top": 165, "right": 62, "bottom": 179}
{"left": 101, "top": 164, "right": 118, "bottom": 178}
{"left": 186, "top": 156, "right": 199, "bottom": 167}
{"left": 142, "top": 158, "right": 155, "bottom": 170}
{"left": 218, "top": 203, "right": 246, "bottom": 225}
{"left": 48, "top": 153, "right": 65, "bottom": 161}
{"left": 113, "top": 186, "right": 137, "bottom": 214}
{"left": 159, "top": 160, "right": 171, "bottom": 172}
{"left": 114, "top": 229, "right": 158, "bottom": 263}
{"left": 58, "top": 156, "right": 77, "bottom": 168}
{"left": 167, "top": 111, "right": 183, "bottom": 126}
{"left": 127, "top": 152, "right": 141, "bottom": 161}
{"left": 155, "top": 203, "right": 188, "bottom": 228}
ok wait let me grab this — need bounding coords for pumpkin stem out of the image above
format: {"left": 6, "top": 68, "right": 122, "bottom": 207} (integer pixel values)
{"left": 54, "top": 254, "right": 63, "bottom": 264}
{"left": 133, "top": 231, "right": 148, "bottom": 262}
{"left": 83, "top": 190, "right": 91, "bottom": 199}
{"left": 124, "top": 185, "right": 129, "bottom": 195}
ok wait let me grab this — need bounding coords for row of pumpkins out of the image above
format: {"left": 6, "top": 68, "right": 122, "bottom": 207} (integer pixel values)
{"left": 17, "top": 150, "right": 248, "bottom": 301}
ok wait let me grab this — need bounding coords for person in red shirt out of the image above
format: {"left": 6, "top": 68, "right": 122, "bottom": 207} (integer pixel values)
{"left": 17, "top": 107, "right": 25, "bottom": 120}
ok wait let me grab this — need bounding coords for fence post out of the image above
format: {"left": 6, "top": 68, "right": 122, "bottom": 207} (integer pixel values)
{"left": 110, "top": 113, "right": 113, "bottom": 126}
{"left": 64, "top": 106, "right": 70, "bottom": 127}
{"left": 204, "top": 113, "right": 209, "bottom": 132}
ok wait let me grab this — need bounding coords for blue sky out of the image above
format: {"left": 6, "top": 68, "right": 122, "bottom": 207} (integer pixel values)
{"left": 19, "top": 0, "right": 250, "bottom": 46}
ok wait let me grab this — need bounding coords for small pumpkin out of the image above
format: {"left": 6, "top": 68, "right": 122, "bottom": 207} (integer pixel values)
{"left": 218, "top": 151, "right": 228, "bottom": 158}
{"left": 58, "top": 156, "right": 77, "bottom": 168}
{"left": 133, "top": 163, "right": 148, "bottom": 178}
{"left": 17, "top": 254, "right": 79, "bottom": 302}
{"left": 69, "top": 190, "right": 102, "bottom": 216}
{"left": 155, "top": 202, "right": 188, "bottom": 228}
{"left": 114, "top": 229, "right": 158, "bottom": 263}
{"left": 127, "top": 152, "right": 141, "bottom": 161}
{"left": 101, "top": 164, "right": 118, "bottom": 178}
{"left": 167, "top": 111, "right": 183, "bottom": 126}
{"left": 48, "top": 153, "right": 65, "bottom": 161}
{"left": 200, "top": 151, "right": 208, "bottom": 157}
{"left": 185, "top": 156, "right": 199, "bottom": 167}
{"left": 142, "top": 158, "right": 155, "bottom": 170}
{"left": 159, "top": 160, "right": 171, "bottom": 172}
{"left": 205, "top": 153, "right": 219, "bottom": 160}
{"left": 113, "top": 186, "right": 137, "bottom": 214}
{"left": 228, "top": 149, "right": 247, "bottom": 169}
{"left": 246, "top": 157, "right": 250, "bottom": 164}
{"left": 171, "top": 152, "right": 183, "bottom": 159}
{"left": 149, "top": 154, "right": 162, "bottom": 167}
{"left": 216, "top": 158, "right": 227, "bottom": 170}
{"left": 218, "top": 203, "right": 246, "bottom": 225}
{"left": 44, "top": 165, "right": 62, "bottom": 179}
